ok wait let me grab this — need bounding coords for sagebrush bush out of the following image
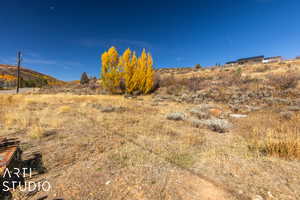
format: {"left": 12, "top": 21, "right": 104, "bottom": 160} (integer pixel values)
{"left": 160, "top": 75, "right": 209, "bottom": 94}
{"left": 158, "top": 74, "right": 177, "bottom": 87}
{"left": 184, "top": 77, "right": 207, "bottom": 91}
{"left": 267, "top": 72, "right": 299, "bottom": 90}
{"left": 220, "top": 69, "right": 242, "bottom": 86}
{"left": 254, "top": 65, "right": 271, "bottom": 73}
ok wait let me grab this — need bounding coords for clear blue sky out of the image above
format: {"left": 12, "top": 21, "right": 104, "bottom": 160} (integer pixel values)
{"left": 0, "top": 0, "right": 300, "bottom": 81}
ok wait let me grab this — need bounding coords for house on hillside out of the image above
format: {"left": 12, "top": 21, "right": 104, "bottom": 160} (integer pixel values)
{"left": 225, "top": 61, "right": 237, "bottom": 66}
{"left": 225, "top": 55, "right": 283, "bottom": 66}
{"left": 236, "top": 56, "right": 264, "bottom": 65}
{"left": 263, "top": 56, "right": 282, "bottom": 63}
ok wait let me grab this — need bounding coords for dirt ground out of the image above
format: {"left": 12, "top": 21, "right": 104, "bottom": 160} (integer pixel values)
{"left": 0, "top": 93, "right": 299, "bottom": 200}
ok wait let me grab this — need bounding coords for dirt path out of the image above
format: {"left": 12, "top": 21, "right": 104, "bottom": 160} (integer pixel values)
{"left": 0, "top": 88, "right": 37, "bottom": 94}
{"left": 168, "top": 170, "right": 234, "bottom": 200}
{"left": 110, "top": 132, "right": 239, "bottom": 200}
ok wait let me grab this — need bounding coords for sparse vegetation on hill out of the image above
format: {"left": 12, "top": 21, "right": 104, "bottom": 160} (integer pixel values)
{"left": 0, "top": 64, "right": 64, "bottom": 89}
{"left": 4, "top": 58, "right": 300, "bottom": 200}
{"left": 1, "top": 90, "right": 300, "bottom": 199}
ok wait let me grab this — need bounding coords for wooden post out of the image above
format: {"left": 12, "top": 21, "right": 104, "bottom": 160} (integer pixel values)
{"left": 16, "top": 51, "right": 21, "bottom": 94}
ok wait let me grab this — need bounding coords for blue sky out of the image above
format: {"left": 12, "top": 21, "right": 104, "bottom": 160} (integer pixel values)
{"left": 0, "top": 0, "right": 300, "bottom": 81}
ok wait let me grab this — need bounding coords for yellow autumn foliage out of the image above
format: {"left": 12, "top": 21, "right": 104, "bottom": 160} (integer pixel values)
{"left": 101, "top": 46, "right": 123, "bottom": 93}
{"left": 0, "top": 74, "right": 16, "bottom": 81}
{"left": 100, "top": 47, "right": 154, "bottom": 94}
{"left": 120, "top": 48, "right": 132, "bottom": 90}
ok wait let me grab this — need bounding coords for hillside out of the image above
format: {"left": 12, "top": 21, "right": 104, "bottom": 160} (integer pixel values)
{"left": 0, "top": 60, "right": 300, "bottom": 200}
{"left": 157, "top": 59, "right": 300, "bottom": 79}
{"left": 0, "top": 64, "right": 64, "bottom": 88}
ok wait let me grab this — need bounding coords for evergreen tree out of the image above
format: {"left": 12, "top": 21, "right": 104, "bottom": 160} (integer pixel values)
{"left": 80, "top": 72, "right": 89, "bottom": 85}
{"left": 195, "top": 64, "right": 201, "bottom": 69}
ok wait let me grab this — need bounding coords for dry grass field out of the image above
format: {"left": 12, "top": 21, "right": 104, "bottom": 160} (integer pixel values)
{"left": 0, "top": 60, "right": 300, "bottom": 200}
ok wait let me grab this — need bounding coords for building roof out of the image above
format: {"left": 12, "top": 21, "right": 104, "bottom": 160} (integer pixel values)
{"left": 264, "top": 56, "right": 282, "bottom": 60}
{"left": 237, "top": 55, "right": 264, "bottom": 62}
{"left": 226, "top": 61, "right": 236, "bottom": 64}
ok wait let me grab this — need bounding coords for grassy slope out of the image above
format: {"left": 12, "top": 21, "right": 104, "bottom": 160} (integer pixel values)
{"left": 0, "top": 64, "right": 64, "bottom": 85}
{"left": 0, "top": 60, "right": 299, "bottom": 199}
{"left": 0, "top": 94, "right": 299, "bottom": 200}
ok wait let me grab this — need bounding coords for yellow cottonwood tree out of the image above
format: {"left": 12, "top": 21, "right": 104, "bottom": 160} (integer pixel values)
{"left": 101, "top": 46, "right": 154, "bottom": 94}
{"left": 120, "top": 48, "right": 132, "bottom": 91}
{"left": 125, "top": 51, "right": 139, "bottom": 93}
{"left": 101, "top": 46, "right": 121, "bottom": 93}
{"left": 137, "top": 49, "right": 148, "bottom": 92}
{"left": 144, "top": 53, "right": 154, "bottom": 93}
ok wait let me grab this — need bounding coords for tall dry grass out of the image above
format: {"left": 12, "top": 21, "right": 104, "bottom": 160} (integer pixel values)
{"left": 242, "top": 112, "right": 300, "bottom": 160}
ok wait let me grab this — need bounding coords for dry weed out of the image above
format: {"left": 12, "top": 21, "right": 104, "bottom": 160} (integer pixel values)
{"left": 267, "top": 72, "right": 300, "bottom": 90}
{"left": 242, "top": 113, "right": 300, "bottom": 160}
{"left": 28, "top": 124, "right": 46, "bottom": 139}
{"left": 58, "top": 105, "right": 72, "bottom": 113}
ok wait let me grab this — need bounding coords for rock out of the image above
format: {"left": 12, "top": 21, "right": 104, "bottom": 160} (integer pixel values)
{"left": 166, "top": 112, "right": 186, "bottom": 121}
{"left": 229, "top": 104, "right": 240, "bottom": 112}
{"left": 178, "top": 93, "right": 194, "bottom": 103}
{"left": 252, "top": 195, "right": 264, "bottom": 200}
{"left": 101, "top": 106, "right": 126, "bottom": 113}
{"left": 267, "top": 191, "right": 274, "bottom": 199}
{"left": 209, "top": 108, "right": 223, "bottom": 117}
{"left": 293, "top": 98, "right": 300, "bottom": 106}
{"left": 90, "top": 103, "right": 102, "bottom": 110}
{"left": 286, "top": 106, "right": 300, "bottom": 112}
{"left": 279, "top": 111, "right": 293, "bottom": 120}
{"left": 196, "top": 104, "right": 219, "bottom": 111}
{"left": 265, "top": 97, "right": 291, "bottom": 105}
{"left": 124, "top": 94, "right": 137, "bottom": 99}
{"left": 190, "top": 104, "right": 222, "bottom": 118}
{"left": 154, "top": 95, "right": 173, "bottom": 102}
{"left": 101, "top": 106, "right": 115, "bottom": 112}
{"left": 153, "top": 97, "right": 163, "bottom": 102}
{"left": 245, "top": 105, "right": 262, "bottom": 112}
{"left": 133, "top": 90, "right": 141, "bottom": 96}
{"left": 230, "top": 114, "right": 248, "bottom": 118}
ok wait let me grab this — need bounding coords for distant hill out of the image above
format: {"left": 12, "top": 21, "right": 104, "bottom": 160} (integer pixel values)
{"left": 0, "top": 64, "right": 64, "bottom": 88}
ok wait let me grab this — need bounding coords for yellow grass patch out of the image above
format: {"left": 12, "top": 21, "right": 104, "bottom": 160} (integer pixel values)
{"left": 58, "top": 105, "right": 72, "bottom": 113}
{"left": 240, "top": 112, "right": 300, "bottom": 160}
{"left": 28, "top": 124, "right": 46, "bottom": 139}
